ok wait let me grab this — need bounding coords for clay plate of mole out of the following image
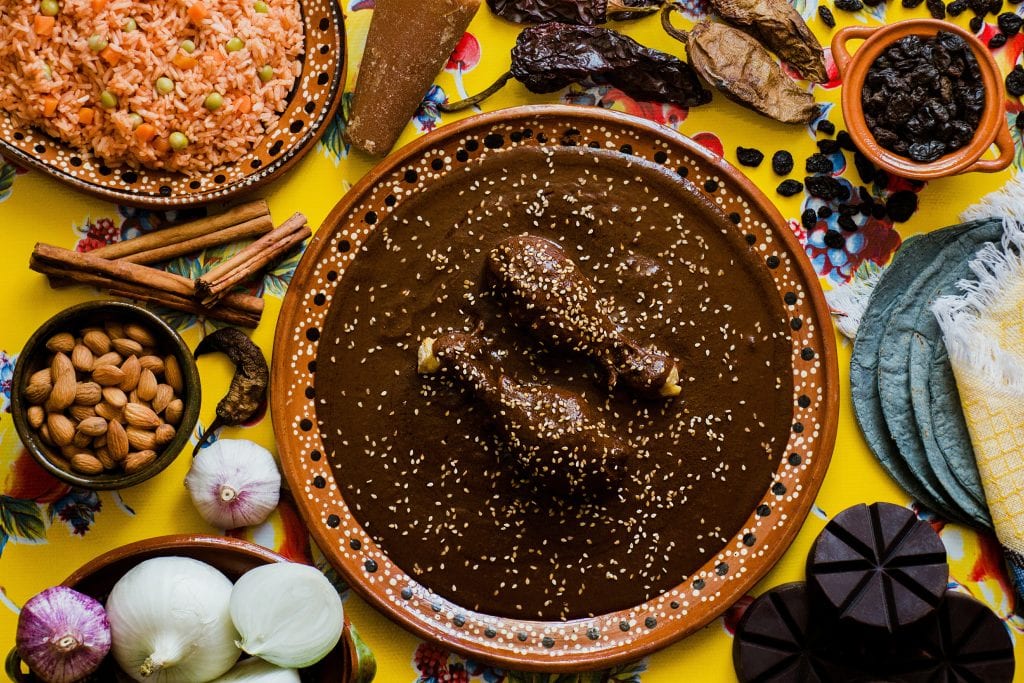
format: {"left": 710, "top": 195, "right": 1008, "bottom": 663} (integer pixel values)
{"left": 272, "top": 105, "right": 839, "bottom": 671}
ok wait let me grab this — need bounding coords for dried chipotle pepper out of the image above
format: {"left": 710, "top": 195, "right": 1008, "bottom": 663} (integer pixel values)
{"left": 709, "top": 0, "right": 828, "bottom": 83}
{"left": 487, "top": 0, "right": 663, "bottom": 24}
{"left": 442, "top": 22, "right": 711, "bottom": 112}
{"left": 663, "top": 9, "right": 819, "bottom": 125}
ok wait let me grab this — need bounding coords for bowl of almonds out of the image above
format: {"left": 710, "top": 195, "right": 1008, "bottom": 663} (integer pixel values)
{"left": 10, "top": 300, "right": 200, "bottom": 489}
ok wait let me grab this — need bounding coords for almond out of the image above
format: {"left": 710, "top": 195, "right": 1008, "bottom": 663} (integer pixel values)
{"left": 47, "top": 413, "right": 75, "bottom": 446}
{"left": 137, "top": 369, "right": 158, "bottom": 401}
{"left": 69, "top": 404, "right": 97, "bottom": 422}
{"left": 71, "top": 344, "right": 94, "bottom": 372}
{"left": 119, "top": 355, "right": 141, "bottom": 391}
{"left": 164, "top": 399, "right": 184, "bottom": 425}
{"left": 101, "top": 386, "right": 128, "bottom": 408}
{"left": 82, "top": 329, "right": 112, "bottom": 356}
{"left": 71, "top": 431, "right": 92, "bottom": 448}
{"left": 126, "top": 426, "right": 156, "bottom": 451}
{"left": 139, "top": 355, "right": 165, "bottom": 374}
{"left": 124, "top": 402, "right": 161, "bottom": 429}
{"left": 70, "top": 452, "right": 103, "bottom": 475}
{"left": 77, "top": 416, "right": 108, "bottom": 437}
{"left": 22, "top": 380, "right": 51, "bottom": 405}
{"left": 95, "top": 447, "right": 116, "bottom": 470}
{"left": 128, "top": 389, "right": 140, "bottom": 404}
{"left": 29, "top": 368, "right": 52, "bottom": 387}
{"left": 95, "top": 401, "right": 122, "bottom": 422}
{"left": 27, "top": 405, "right": 44, "bottom": 429}
{"left": 107, "top": 419, "right": 129, "bottom": 460}
{"left": 124, "top": 323, "right": 157, "bottom": 347}
{"left": 104, "top": 321, "right": 125, "bottom": 340}
{"left": 124, "top": 449, "right": 157, "bottom": 474}
{"left": 152, "top": 384, "right": 174, "bottom": 413}
{"left": 45, "top": 332, "right": 75, "bottom": 354}
{"left": 154, "top": 423, "right": 176, "bottom": 447}
{"left": 92, "top": 364, "right": 125, "bottom": 386}
{"left": 94, "top": 351, "right": 123, "bottom": 367}
{"left": 164, "top": 355, "right": 183, "bottom": 393}
{"left": 48, "top": 356, "right": 77, "bottom": 411}
{"left": 94, "top": 435, "right": 107, "bottom": 448}
{"left": 39, "top": 424, "right": 53, "bottom": 446}
{"left": 74, "top": 381, "right": 103, "bottom": 406}
{"left": 112, "top": 337, "right": 143, "bottom": 357}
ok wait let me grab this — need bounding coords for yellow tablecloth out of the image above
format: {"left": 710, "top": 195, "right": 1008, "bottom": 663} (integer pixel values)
{"left": 3, "top": 3, "right": 1024, "bottom": 681}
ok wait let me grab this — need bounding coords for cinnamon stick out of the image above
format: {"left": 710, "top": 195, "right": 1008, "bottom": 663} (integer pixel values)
{"left": 194, "top": 213, "right": 310, "bottom": 306}
{"left": 30, "top": 243, "right": 264, "bottom": 322}
{"left": 89, "top": 199, "right": 272, "bottom": 263}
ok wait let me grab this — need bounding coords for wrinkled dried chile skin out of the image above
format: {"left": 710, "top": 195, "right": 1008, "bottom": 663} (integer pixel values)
{"left": 861, "top": 32, "right": 983, "bottom": 162}
{"left": 486, "top": 0, "right": 662, "bottom": 25}
{"left": 511, "top": 23, "right": 711, "bottom": 106}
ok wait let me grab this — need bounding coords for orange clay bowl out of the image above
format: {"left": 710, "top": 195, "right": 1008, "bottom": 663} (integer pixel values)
{"left": 4, "top": 535, "right": 361, "bottom": 682}
{"left": 833, "top": 18, "right": 1013, "bottom": 180}
{"left": 272, "top": 105, "right": 841, "bottom": 672}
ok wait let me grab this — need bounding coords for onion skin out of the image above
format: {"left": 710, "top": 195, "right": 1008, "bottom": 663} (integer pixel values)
{"left": 16, "top": 586, "right": 111, "bottom": 683}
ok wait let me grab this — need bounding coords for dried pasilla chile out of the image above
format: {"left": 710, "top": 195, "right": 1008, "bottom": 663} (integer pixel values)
{"left": 442, "top": 22, "right": 711, "bottom": 112}
{"left": 861, "top": 31, "right": 983, "bottom": 163}
{"left": 486, "top": 0, "right": 663, "bottom": 24}
{"left": 662, "top": 11, "right": 819, "bottom": 124}
{"left": 708, "top": 0, "right": 828, "bottom": 83}
{"left": 192, "top": 327, "right": 269, "bottom": 454}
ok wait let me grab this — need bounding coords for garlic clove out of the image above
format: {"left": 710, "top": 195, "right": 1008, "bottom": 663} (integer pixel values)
{"left": 16, "top": 586, "right": 110, "bottom": 683}
{"left": 213, "top": 657, "right": 301, "bottom": 682}
{"left": 185, "top": 439, "right": 282, "bottom": 530}
{"left": 229, "top": 563, "right": 343, "bottom": 669}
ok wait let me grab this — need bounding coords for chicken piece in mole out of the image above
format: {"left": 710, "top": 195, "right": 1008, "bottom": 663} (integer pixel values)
{"left": 486, "top": 234, "right": 681, "bottom": 398}
{"left": 418, "top": 330, "right": 628, "bottom": 499}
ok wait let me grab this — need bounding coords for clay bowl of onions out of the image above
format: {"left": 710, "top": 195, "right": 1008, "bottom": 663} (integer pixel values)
{"left": 5, "top": 535, "right": 372, "bottom": 683}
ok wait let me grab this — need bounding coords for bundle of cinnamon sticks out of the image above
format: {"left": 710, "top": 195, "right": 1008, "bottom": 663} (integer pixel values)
{"left": 28, "top": 200, "right": 311, "bottom": 328}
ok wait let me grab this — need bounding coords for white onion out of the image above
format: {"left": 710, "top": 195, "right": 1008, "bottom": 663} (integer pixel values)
{"left": 213, "top": 657, "right": 300, "bottom": 682}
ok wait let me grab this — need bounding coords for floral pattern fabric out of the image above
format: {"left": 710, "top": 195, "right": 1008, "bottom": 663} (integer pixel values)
{"left": 2, "top": 2, "right": 1024, "bottom": 681}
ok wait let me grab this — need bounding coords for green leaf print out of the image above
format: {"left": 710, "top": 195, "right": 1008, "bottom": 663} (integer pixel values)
{"left": 0, "top": 162, "right": 16, "bottom": 203}
{"left": 0, "top": 496, "right": 46, "bottom": 545}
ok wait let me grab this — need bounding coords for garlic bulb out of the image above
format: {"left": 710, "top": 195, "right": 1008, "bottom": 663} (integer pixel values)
{"left": 16, "top": 586, "right": 111, "bottom": 683}
{"left": 185, "top": 439, "right": 281, "bottom": 529}
{"left": 106, "top": 556, "right": 241, "bottom": 682}
{"left": 213, "top": 657, "right": 301, "bottom": 682}
{"left": 229, "top": 563, "right": 343, "bottom": 668}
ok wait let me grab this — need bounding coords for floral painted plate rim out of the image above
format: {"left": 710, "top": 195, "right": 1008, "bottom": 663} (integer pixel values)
{"left": 0, "top": 0, "right": 345, "bottom": 209}
{"left": 272, "top": 105, "right": 840, "bottom": 672}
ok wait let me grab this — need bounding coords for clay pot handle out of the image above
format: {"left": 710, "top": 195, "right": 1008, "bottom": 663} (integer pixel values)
{"left": 831, "top": 25, "right": 878, "bottom": 76}
{"left": 5, "top": 648, "right": 33, "bottom": 682}
{"left": 968, "top": 120, "right": 1016, "bottom": 174}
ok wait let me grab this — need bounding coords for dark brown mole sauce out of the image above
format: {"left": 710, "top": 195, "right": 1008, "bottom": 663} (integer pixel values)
{"left": 316, "top": 147, "right": 793, "bottom": 620}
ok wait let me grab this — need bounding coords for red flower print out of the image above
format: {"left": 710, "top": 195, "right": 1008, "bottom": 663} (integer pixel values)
{"left": 784, "top": 49, "right": 841, "bottom": 90}
{"left": 3, "top": 450, "right": 70, "bottom": 503}
{"left": 75, "top": 217, "right": 120, "bottom": 253}
{"left": 447, "top": 33, "right": 481, "bottom": 73}
{"left": 692, "top": 132, "right": 723, "bottom": 157}
{"left": 414, "top": 641, "right": 449, "bottom": 678}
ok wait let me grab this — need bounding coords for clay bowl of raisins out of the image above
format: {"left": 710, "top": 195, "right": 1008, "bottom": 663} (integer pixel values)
{"left": 832, "top": 18, "right": 1013, "bottom": 180}
{"left": 10, "top": 300, "right": 201, "bottom": 490}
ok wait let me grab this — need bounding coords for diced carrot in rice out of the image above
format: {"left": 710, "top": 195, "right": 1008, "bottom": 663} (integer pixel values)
{"left": 91, "top": 0, "right": 108, "bottom": 11}
{"left": 42, "top": 97, "right": 58, "bottom": 117}
{"left": 135, "top": 123, "right": 157, "bottom": 142}
{"left": 33, "top": 15, "right": 55, "bottom": 37}
{"left": 153, "top": 137, "right": 171, "bottom": 153}
{"left": 172, "top": 53, "right": 197, "bottom": 69}
{"left": 99, "top": 47, "right": 120, "bottom": 65}
{"left": 236, "top": 96, "right": 251, "bottom": 114}
{"left": 78, "top": 107, "right": 95, "bottom": 124}
{"left": 187, "top": 2, "right": 209, "bottom": 22}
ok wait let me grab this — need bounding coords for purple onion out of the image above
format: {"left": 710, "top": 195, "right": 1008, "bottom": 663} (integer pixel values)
{"left": 16, "top": 586, "right": 111, "bottom": 683}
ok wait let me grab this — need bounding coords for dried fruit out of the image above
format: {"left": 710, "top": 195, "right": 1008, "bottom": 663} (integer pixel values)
{"left": 736, "top": 146, "right": 765, "bottom": 167}
{"left": 926, "top": 0, "right": 946, "bottom": 18}
{"left": 805, "top": 175, "right": 844, "bottom": 200}
{"left": 772, "top": 150, "right": 794, "bottom": 175}
{"left": 1007, "top": 64, "right": 1024, "bottom": 96}
{"left": 818, "top": 5, "right": 836, "bottom": 27}
{"left": 886, "top": 191, "right": 919, "bottom": 222}
{"left": 989, "top": 32, "right": 1008, "bottom": 48}
{"left": 999, "top": 12, "right": 1023, "bottom": 35}
{"left": 948, "top": 0, "right": 968, "bottom": 14}
{"left": 817, "top": 119, "right": 836, "bottom": 135}
{"left": 834, "top": 0, "right": 863, "bottom": 9}
{"left": 777, "top": 179, "right": 803, "bottom": 196}
{"left": 805, "top": 153, "right": 834, "bottom": 174}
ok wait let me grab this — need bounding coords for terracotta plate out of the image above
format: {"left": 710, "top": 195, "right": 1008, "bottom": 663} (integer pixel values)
{"left": 272, "top": 105, "right": 839, "bottom": 671}
{"left": 0, "top": 1, "right": 344, "bottom": 209}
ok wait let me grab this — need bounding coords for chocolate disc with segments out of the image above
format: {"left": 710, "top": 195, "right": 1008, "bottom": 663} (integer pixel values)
{"left": 808, "top": 502, "right": 948, "bottom": 634}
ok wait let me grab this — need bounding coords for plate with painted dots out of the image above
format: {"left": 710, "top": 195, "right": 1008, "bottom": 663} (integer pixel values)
{"left": 272, "top": 104, "right": 839, "bottom": 671}
{"left": 0, "top": 0, "right": 344, "bottom": 208}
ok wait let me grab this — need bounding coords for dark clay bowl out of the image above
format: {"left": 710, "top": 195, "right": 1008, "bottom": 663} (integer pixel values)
{"left": 4, "top": 535, "right": 369, "bottom": 683}
{"left": 10, "top": 300, "right": 201, "bottom": 490}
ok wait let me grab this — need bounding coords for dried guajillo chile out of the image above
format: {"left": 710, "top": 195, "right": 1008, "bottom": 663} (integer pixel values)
{"left": 709, "top": 0, "right": 828, "bottom": 83}
{"left": 440, "top": 22, "right": 711, "bottom": 112}
{"left": 662, "top": 8, "right": 820, "bottom": 125}
{"left": 486, "top": 0, "right": 663, "bottom": 25}
{"left": 192, "top": 327, "right": 269, "bottom": 454}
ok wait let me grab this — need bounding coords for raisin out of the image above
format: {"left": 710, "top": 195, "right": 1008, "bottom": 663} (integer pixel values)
{"left": 817, "top": 206, "right": 834, "bottom": 219}
{"left": 903, "top": 0, "right": 925, "bottom": 5}
{"left": 736, "top": 146, "right": 765, "bottom": 167}
{"left": 999, "top": 11, "right": 1023, "bottom": 33}
{"left": 772, "top": 150, "right": 794, "bottom": 175}
{"left": 886, "top": 191, "right": 919, "bottom": 223}
{"left": 805, "top": 175, "right": 843, "bottom": 200}
{"left": 1016, "top": 112, "right": 1024, "bottom": 129}
{"left": 838, "top": 214, "right": 859, "bottom": 232}
{"left": 852, "top": 152, "right": 875, "bottom": 185}
{"left": 970, "top": 15, "right": 984, "bottom": 31}
{"left": 989, "top": 32, "right": 1008, "bottom": 48}
{"left": 948, "top": 0, "right": 969, "bottom": 14}
{"left": 776, "top": 179, "right": 803, "bottom": 197}
{"left": 806, "top": 153, "right": 834, "bottom": 174}
{"left": 801, "top": 208, "right": 818, "bottom": 230}
{"left": 927, "top": 0, "right": 947, "bottom": 18}
{"left": 834, "top": 0, "right": 864, "bottom": 9}
{"left": 818, "top": 6, "right": 836, "bottom": 27}
{"left": 817, "top": 120, "right": 836, "bottom": 136}
{"left": 1007, "top": 65, "right": 1024, "bottom": 96}
{"left": 836, "top": 130, "right": 857, "bottom": 151}
{"left": 817, "top": 139, "right": 840, "bottom": 155}
{"left": 823, "top": 230, "right": 846, "bottom": 249}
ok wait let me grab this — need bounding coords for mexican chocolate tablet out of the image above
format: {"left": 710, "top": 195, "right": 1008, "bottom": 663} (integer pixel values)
{"left": 733, "top": 583, "right": 866, "bottom": 682}
{"left": 316, "top": 145, "right": 793, "bottom": 620}
{"left": 808, "top": 502, "right": 947, "bottom": 634}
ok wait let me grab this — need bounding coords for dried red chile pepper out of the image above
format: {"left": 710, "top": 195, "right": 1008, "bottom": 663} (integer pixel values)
{"left": 442, "top": 22, "right": 711, "bottom": 112}
{"left": 486, "top": 0, "right": 663, "bottom": 25}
